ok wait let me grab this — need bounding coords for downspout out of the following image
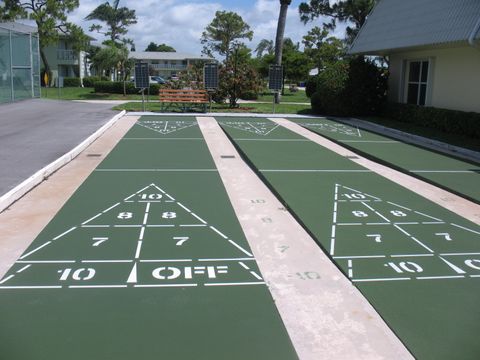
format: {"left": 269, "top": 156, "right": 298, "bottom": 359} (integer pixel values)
{"left": 468, "top": 16, "right": 480, "bottom": 49}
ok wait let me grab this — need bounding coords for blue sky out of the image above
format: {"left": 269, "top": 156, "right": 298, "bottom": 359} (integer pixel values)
{"left": 69, "top": 0, "right": 344, "bottom": 55}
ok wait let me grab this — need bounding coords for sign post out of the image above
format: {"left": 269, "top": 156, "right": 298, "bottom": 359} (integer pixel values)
{"left": 204, "top": 63, "right": 219, "bottom": 113}
{"left": 134, "top": 62, "right": 149, "bottom": 112}
{"left": 268, "top": 65, "right": 283, "bottom": 114}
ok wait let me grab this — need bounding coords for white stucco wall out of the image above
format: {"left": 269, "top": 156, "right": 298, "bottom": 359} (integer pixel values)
{"left": 389, "top": 45, "right": 480, "bottom": 113}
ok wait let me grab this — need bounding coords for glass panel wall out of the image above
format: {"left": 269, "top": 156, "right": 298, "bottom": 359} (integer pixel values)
{"left": 0, "top": 24, "right": 40, "bottom": 103}
{"left": 0, "top": 27, "right": 12, "bottom": 104}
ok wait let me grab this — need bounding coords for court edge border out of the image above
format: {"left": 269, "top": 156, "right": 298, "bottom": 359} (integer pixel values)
{"left": 0, "top": 110, "right": 127, "bottom": 214}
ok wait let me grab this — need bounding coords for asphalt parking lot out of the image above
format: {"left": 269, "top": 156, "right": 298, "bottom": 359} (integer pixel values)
{"left": 0, "top": 98, "right": 117, "bottom": 196}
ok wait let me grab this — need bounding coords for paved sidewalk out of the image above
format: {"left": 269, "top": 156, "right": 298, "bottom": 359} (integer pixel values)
{"left": 0, "top": 99, "right": 117, "bottom": 196}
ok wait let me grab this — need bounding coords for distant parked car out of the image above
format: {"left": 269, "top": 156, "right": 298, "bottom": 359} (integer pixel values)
{"left": 149, "top": 76, "right": 166, "bottom": 84}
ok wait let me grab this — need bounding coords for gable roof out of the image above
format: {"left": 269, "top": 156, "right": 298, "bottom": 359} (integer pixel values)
{"left": 349, "top": 0, "right": 480, "bottom": 55}
{"left": 0, "top": 22, "right": 37, "bottom": 34}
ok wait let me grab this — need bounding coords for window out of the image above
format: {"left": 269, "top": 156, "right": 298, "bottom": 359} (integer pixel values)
{"left": 405, "top": 60, "right": 429, "bottom": 106}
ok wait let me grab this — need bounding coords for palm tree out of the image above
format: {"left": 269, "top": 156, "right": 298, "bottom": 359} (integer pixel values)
{"left": 85, "top": 0, "right": 137, "bottom": 45}
{"left": 274, "top": 0, "right": 292, "bottom": 103}
{"left": 255, "top": 39, "right": 274, "bottom": 57}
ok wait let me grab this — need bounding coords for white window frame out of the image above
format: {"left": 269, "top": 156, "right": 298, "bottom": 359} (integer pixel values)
{"left": 403, "top": 58, "right": 432, "bottom": 106}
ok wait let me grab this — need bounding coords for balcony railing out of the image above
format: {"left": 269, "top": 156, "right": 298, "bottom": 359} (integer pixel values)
{"left": 57, "top": 49, "right": 78, "bottom": 61}
{"left": 150, "top": 63, "right": 188, "bottom": 70}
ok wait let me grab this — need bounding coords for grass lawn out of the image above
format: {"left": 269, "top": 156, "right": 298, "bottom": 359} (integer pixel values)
{"left": 41, "top": 87, "right": 152, "bottom": 101}
{"left": 257, "top": 89, "right": 309, "bottom": 103}
{"left": 41, "top": 86, "right": 311, "bottom": 104}
{"left": 112, "top": 101, "right": 313, "bottom": 115}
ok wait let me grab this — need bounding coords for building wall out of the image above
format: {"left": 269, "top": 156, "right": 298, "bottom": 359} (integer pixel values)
{"left": 389, "top": 45, "right": 480, "bottom": 113}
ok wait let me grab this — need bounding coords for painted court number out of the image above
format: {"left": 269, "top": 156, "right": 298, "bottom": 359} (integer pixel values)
{"left": 385, "top": 261, "right": 423, "bottom": 274}
{"left": 59, "top": 268, "right": 96, "bottom": 281}
{"left": 140, "top": 194, "right": 162, "bottom": 200}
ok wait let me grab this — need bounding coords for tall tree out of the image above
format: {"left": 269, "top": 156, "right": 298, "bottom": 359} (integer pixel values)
{"left": 85, "top": 0, "right": 137, "bottom": 46}
{"left": 273, "top": 0, "right": 292, "bottom": 103}
{"left": 255, "top": 39, "right": 274, "bottom": 58}
{"left": 299, "top": 0, "right": 376, "bottom": 43}
{"left": 302, "top": 25, "right": 345, "bottom": 70}
{"left": 145, "top": 42, "right": 176, "bottom": 52}
{"left": 0, "top": 0, "right": 87, "bottom": 75}
{"left": 201, "top": 11, "right": 253, "bottom": 62}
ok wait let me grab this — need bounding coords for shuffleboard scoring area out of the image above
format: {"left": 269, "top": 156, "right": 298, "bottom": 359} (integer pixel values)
{"left": 0, "top": 116, "right": 298, "bottom": 360}
{"left": 217, "top": 116, "right": 480, "bottom": 360}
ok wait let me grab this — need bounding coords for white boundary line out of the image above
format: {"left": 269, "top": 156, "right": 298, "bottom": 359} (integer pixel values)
{"left": 0, "top": 110, "right": 126, "bottom": 213}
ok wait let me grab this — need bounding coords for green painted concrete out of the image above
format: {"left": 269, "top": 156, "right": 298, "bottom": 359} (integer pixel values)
{"left": 293, "top": 117, "right": 480, "bottom": 203}
{"left": 0, "top": 116, "right": 297, "bottom": 360}
{"left": 220, "top": 116, "right": 480, "bottom": 360}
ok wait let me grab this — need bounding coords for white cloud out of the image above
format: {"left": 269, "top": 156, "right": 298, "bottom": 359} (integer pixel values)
{"left": 69, "top": 0, "right": 347, "bottom": 55}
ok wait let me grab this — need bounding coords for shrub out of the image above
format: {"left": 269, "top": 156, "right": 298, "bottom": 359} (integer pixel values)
{"left": 94, "top": 81, "right": 135, "bottom": 94}
{"left": 311, "top": 60, "right": 349, "bottom": 116}
{"left": 310, "top": 57, "right": 387, "bottom": 116}
{"left": 82, "top": 76, "right": 103, "bottom": 87}
{"left": 343, "top": 57, "right": 388, "bottom": 115}
{"left": 305, "top": 75, "right": 318, "bottom": 98}
{"left": 240, "top": 90, "right": 259, "bottom": 100}
{"left": 63, "top": 77, "right": 81, "bottom": 87}
{"left": 383, "top": 103, "right": 480, "bottom": 139}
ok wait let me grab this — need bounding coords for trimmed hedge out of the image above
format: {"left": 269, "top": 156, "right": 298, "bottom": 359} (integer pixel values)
{"left": 383, "top": 103, "right": 480, "bottom": 139}
{"left": 83, "top": 76, "right": 109, "bottom": 87}
{"left": 64, "top": 77, "right": 81, "bottom": 87}
{"left": 94, "top": 81, "right": 162, "bottom": 95}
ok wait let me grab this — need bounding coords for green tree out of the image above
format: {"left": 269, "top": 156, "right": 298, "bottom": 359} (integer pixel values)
{"left": 85, "top": 0, "right": 137, "bottom": 46}
{"left": 273, "top": 0, "right": 292, "bottom": 103}
{"left": 0, "top": 0, "right": 88, "bottom": 75}
{"left": 145, "top": 42, "right": 176, "bottom": 52}
{"left": 299, "top": 0, "right": 376, "bottom": 42}
{"left": 255, "top": 39, "right": 274, "bottom": 58}
{"left": 302, "top": 25, "right": 345, "bottom": 70}
{"left": 201, "top": 11, "right": 253, "bottom": 62}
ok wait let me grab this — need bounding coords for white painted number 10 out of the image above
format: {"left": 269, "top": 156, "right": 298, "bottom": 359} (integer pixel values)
{"left": 59, "top": 268, "right": 96, "bottom": 281}
{"left": 140, "top": 194, "right": 162, "bottom": 200}
{"left": 385, "top": 261, "right": 423, "bottom": 274}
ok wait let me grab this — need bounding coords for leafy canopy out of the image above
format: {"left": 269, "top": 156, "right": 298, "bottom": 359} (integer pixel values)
{"left": 145, "top": 42, "right": 176, "bottom": 52}
{"left": 201, "top": 11, "right": 253, "bottom": 61}
{"left": 85, "top": 0, "right": 137, "bottom": 45}
{"left": 299, "top": 0, "right": 376, "bottom": 42}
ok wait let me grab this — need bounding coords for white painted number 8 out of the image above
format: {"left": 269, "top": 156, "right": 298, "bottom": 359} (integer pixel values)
{"left": 352, "top": 211, "right": 368, "bottom": 218}
{"left": 390, "top": 210, "right": 407, "bottom": 217}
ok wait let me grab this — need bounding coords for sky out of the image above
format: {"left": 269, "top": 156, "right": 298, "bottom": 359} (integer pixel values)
{"left": 67, "top": 0, "right": 346, "bottom": 55}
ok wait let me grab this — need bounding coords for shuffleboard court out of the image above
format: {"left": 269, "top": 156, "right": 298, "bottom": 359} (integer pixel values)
{"left": 0, "top": 116, "right": 297, "bottom": 360}
{"left": 217, "top": 116, "right": 480, "bottom": 360}
{"left": 291, "top": 117, "right": 480, "bottom": 203}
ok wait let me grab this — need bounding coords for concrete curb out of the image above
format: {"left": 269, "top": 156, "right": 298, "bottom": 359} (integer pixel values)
{"left": 340, "top": 117, "right": 480, "bottom": 164}
{"left": 0, "top": 110, "right": 126, "bottom": 213}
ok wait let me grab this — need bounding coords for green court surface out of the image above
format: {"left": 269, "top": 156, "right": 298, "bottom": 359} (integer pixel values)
{"left": 218, "top": 117, "right": 480, "bottom": 360}
{"left": 291, "top": 117, "right": 480, "bottom": 203}
{"left": 0, "top": 117, "right": 297, "bottom": 360}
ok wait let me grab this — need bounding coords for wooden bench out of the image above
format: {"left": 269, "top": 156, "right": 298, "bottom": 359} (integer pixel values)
{"left": 159, "top": 89, "right": 209, "bottom": 113}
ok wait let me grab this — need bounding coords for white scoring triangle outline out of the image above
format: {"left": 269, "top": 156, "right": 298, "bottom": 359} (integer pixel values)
{"left": 136, "top": 120, "right": 198, "bottom": 135}
{"left": 220, "top": 121, "right": 279, "bottom": 136}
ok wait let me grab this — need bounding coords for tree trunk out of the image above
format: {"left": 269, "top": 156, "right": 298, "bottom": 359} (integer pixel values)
{"left": 274, "top": 2, "right": 289, "bottom": 104}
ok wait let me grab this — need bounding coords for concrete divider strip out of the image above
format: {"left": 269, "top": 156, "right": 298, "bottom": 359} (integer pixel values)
{"left": 197, "top": 116, "right": 413, "bottom": 360}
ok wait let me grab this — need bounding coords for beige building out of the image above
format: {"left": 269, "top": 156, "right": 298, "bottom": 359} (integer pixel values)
{"left": 41, "top": 34, "right": 93, "bottom": 86}
{"left": 129, "top": 52, "right": 212, "bottom": 79}
{"left": 349, "top": 0, "right": 480, "bottom": 113}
